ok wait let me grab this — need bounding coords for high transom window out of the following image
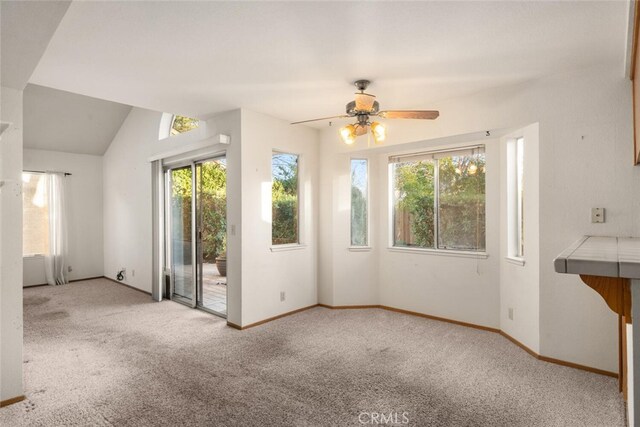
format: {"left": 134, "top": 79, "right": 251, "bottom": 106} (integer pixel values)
{"left": 159, "top": 113, "right": 200, "bottom": 140}
{"left": 170, "top": 115, "right": 199, "bottom": 136}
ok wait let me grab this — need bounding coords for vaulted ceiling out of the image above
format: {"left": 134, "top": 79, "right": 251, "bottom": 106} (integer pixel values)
{"left": 26, "top": 1, "right": 628, "bottom": 128}
{"left": 1, "top": 1, "right": 71, "bottom": 90}
{"left": 23, "top": 84, "right": 131, "bottom": 155}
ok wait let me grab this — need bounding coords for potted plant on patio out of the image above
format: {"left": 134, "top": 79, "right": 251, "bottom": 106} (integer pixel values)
{"left": 216, "top": 252, "right": 227, "bottom": 277}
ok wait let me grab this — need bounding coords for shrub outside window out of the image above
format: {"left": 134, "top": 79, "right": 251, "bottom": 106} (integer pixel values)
{"left": 171, "top": 115, "right": 199, "bottom": 136}
{"left": 272, "top": 152, "right": 299, "bottom": 245}
{"left": 351, "top": 159, "right": 368, "bottom": 246}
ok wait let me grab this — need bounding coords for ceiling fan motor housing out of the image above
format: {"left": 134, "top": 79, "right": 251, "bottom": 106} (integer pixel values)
{"left": 346, "top": 100, "right": 379, "bottom": 116}
{"left": 354, "top": 79, "right": 371, "bottom": 91}
{"left": 289, "top": 79, "right": 439, "bottom": 128}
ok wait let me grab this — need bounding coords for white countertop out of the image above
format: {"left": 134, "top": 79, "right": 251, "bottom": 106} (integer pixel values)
{"left": 554, "top": 236, "right": 640, "bottom": 279}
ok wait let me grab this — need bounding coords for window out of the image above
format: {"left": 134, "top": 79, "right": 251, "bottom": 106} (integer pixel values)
{"left": 508, "top": 137, "right": 524, "bottom": 258}
{"left": 22, "top": 172, "right": 49, "bottom": 256}
{"left": 272, "top": 152, "right": 299, "bottom": 245}
{"left": 391, "top": 146, "right": 486, "bottom": 252}
{"left": 159, "top": 113, "right": 200, "bottom": 139}
{"left": 171, "top": 115, "right": 199, "bottom": 135}
{"left": 351, "top": 159, "right": 368, "bottom": 246}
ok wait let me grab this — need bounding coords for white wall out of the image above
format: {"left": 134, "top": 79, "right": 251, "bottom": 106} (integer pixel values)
{"left": 23, "top": 256, "right": 45, "bottom": 286}
{"left": 378, "top": 139, "right": 500, "bottom": 328}
{"left": 101, "top": 66, "right": 637, "bottom": 370}
{"left": 239, "top": 109, "right": 319, "bottom": 326}
{"left": 0, "top": 86, "right": 24, "bottom": 401}
{"left": 318, "top": 65, "right": 640, "bottom": 372}
{"left": 499, "top": 124, "right": 540, "bottom": 352}
{"left": 102, "top": 107, "right": 243, "bottom": 323}
{"left": 318, "top": 148, "right": 380, "bottom": 307}
{"left": 319, "top": 133, "right": 501, "bottom": 330}
{"left": 102, "top": 107, "right": 320, "bottom": 328}
{"left": 23, "top": 149, "right": 104, "bottom": 285}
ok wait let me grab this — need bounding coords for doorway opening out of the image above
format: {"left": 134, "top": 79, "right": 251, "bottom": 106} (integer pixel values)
{"left": 165, "top": 156, "right": 227, "bottom": 317}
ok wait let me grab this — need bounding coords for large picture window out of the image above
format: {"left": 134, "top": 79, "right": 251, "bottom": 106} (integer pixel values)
{"left": 272, "top": 152, "right": 299, "bottom": 245}
{"left": 350, "top": 159, "right": 368, "bottom": 246}
{"left": 22, "top": 172, "right": 49, "bottom": 256}
{"left": 391, "top": 146, "right": 486, "bottom": 252}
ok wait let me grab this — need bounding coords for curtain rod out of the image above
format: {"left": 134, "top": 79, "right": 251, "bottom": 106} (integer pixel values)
{"left": 24, "top": 169, "right": 72, "bottom": 176}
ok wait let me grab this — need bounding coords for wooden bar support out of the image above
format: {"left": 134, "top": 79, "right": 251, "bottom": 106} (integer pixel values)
{"left": 555, "top": 237, "right": 640, "bottom": 421}
{"left": 579, "top": 275, "right": 631, "bottom": 323}
{"left": 621, "top": 314, "right": 628, "bottom": 400}
{"left": 580, "top": 275, "right": 632, "bottom": 399}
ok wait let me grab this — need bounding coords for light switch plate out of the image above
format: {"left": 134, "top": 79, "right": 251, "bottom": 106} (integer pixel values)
{"left": 591, "top": 208, "right": 605, "bottom": 223}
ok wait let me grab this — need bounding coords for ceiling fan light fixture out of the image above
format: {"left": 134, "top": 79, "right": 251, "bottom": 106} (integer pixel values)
{"left": 371, "top": 121, "right": 386, "bottom": 144}
{"left": 340, "top": 124, "right": 357, "bottom": 145}
{"left": 292, "top": 79, "right": 439, "bottom": 146}
{"left": 355, "top": 124, "right": 368, "bottom": 136}
{"left": 354, "top": 93, "right": 376, "bottom": 112}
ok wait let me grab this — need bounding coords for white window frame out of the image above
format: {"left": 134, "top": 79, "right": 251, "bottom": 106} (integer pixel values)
{"left": 506, "top": 137, "right": 525, "bottom": 264}
{"left": 388, "top": 145, "right": 488, "bottom": 257}
{"left": 349, "top": 158, "right": 370, "bottom": 250}
{"left": 158, "top": 113, "right": 202, "bottom": 140}
{"left": 270, "top": 150, "right": 302, "bottom": 249}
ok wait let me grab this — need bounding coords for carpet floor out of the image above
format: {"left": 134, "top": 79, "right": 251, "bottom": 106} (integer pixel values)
{"left": 0, "top": 278, "right": 626, "bottom": 426}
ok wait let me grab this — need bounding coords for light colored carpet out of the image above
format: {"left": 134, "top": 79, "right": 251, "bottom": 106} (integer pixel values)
{"left": 0, "top": 278, "right": 625, "bottom": 426}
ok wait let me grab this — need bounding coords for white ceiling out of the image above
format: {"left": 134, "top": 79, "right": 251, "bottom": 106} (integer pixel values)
{"left": 1, "top": 1, "right": 71, "bottom": 90}
{"left": 28, "top": 1, "right": 628, "bottom": 127}
{"left": 24, "top": 84, "right": 132, "bottom": 155}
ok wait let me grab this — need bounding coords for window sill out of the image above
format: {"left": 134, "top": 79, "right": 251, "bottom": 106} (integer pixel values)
{"left": 348, "top": 246, "right": 372, "bottom": 252}
{"left": 387, "top": 247, "right": 488, "bottom": 259}
{"left": 505, "top": 256, "right": 525, "bottom": 266}
{"left": 270, "top": 244, "right": 306, "bottom": 252}
{"left": 23, "top": 254, "right": 45, "bottom": 259}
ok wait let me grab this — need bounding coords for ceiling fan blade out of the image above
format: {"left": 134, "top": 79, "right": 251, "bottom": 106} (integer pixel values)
{"left": 290, "top": 114, "right": 350, "bottom": 125}
{"left": 354, "top": 93, "right": 376, "bottom": 112}
{"left": 378, "top": 110, "right": 440, "bottom": 120}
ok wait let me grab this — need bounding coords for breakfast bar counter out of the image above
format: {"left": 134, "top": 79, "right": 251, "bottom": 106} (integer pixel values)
{"left": 554, "top": 236, "right": 640, "bottom": 426}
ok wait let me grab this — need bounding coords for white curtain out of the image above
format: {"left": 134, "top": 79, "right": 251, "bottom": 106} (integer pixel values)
{"left": 44, "top": 173, "right": 68, "bottom": 286}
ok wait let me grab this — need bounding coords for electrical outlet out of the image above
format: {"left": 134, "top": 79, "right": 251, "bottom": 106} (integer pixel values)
{"left": 280, "top": 291, "right": 285, "bottom": 302}
{"left": 68, "top": 265, "right": 72, "bottom": 272}
{"left": 508, "top": 307, "right": 514, "bottom": 321}
{"left": 591, "top": 208, "right": 605, "bottom": 223}
{"left": 231, "top": 224, "right": 236, "bottom": 236}
{"left": 132, "top": 269, "right": 135, "bottom": 277}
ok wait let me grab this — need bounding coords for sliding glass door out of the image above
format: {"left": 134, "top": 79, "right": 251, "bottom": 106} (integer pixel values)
{"left": 195, "top": 158, "right": 227, "bottom": 316}
{"left": 168, "top": 166, "right": 196, "bottom": 306}
{"left": 165, "top": 156, "right": 227, "bottom": 317}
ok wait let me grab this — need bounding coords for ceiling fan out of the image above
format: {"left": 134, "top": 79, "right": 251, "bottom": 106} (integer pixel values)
{"left": 291, "top": 80, "right": 439, "bottom": 145}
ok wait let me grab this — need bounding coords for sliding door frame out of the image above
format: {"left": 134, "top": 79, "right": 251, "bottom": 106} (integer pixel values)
{"left": 159, "top": 150, "right": 228, "bottom": 317}
{"left": 165, "top": 163, "right": 197, "bottom": 308}
{"left": 194, "top": 156, "right": 228, "bottom": 318}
